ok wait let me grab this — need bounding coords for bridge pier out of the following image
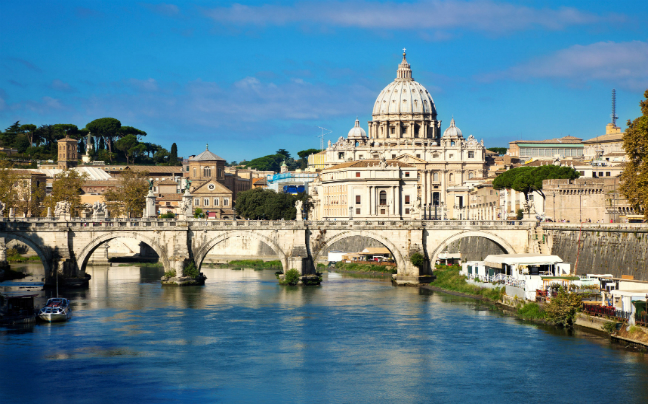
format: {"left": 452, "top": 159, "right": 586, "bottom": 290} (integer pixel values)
{"left": 0, "top": 237, "right": 9, "bottom": 271}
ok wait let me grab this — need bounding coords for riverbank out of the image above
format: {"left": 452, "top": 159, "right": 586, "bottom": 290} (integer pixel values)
{"left": 209, "top": 260, "right": 282, "bottom": 270}
{"left": 423, "top": 265, "right": 648, "bottom": 351}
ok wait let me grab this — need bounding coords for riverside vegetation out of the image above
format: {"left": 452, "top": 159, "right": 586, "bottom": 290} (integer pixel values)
{"left": 331, "top": 261, "right": 397, "bottom": 274}
{"left": 430, "top": 264, "right": 590, "bottom": 329}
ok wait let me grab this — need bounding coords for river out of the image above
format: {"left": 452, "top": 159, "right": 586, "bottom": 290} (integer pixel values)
{"left": 1, "top": 264, "right": 647, "bottom": 403}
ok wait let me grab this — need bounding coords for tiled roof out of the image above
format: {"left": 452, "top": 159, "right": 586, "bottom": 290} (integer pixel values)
{"left": 82, "top": 180, "right": 119, "bottom": 187}
{"left": 324, "top": 159, "right": 415, "bottom": 171}
{"left": 157, "top": 194, "right": 183, "bottom": 201}
{"left": 156, "top": 179, "right": 178, "bottom": 185}
{"left": 510, "top": 136, "right": 583, "bottom": 144}
{"left": 583, "top": 133, "right": 624, "bottom": 144}
{"left": 190, "top": 148, "right": 225, "bottom": 162}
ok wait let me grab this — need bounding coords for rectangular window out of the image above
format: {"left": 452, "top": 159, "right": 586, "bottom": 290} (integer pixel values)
{"left": 224, "top": 198, "right": 229, "bottom": 206}
{"left": 468, "top": 151, "right": 474, "bottom": 158}
{"left": 405, "top": 208, "right": 410, "bottom": 214}
{"left": 338, "top": 152, "right": 344, "bottom": 159}
{"left": 405, "top": 172, "right": 410, "bottom": 177}
{"left": 193, "top": 168, "right": 196, "bottom": 177}
{"left": 416, "top": 154, "right": 421, "bottom": 158}
{"left": 358, "top": 155, "right": 363, "bottom": 159}
{"left": 380, "top": 209, "right": 386, "bottom": 214}
{"left": 391, "top": 154, "right": 396, "bottom": 159}
{"left": 203, "top": 198, "right": 209, "bottom": 207}
{"left": 355, "top": 208, "right": 360, "bottom": 214}
{"left": 356, "top": 195, "right": 361, "bottom": 204}
{"left": 606, "top": 172, "right": 611, "bottom": 177}
{"left": 405, "top": 195, "right": 410, "bottom": 205}
{"left": 391, "top": 127, "right": 395, "bottom": 134}
{"left": 194, "top": 198, "right": 200, "bottom": 206}
{"left": 356, "top": 172, "right": 360, "bottom": 177}
{"left": 214, "top": 198, "right": 219, "bottom": 206}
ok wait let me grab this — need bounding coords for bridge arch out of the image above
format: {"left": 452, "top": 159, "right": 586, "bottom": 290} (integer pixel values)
{"left": 429, "top": 230, "right": 516, "bottom": 265}
{"left": 193, "top": 231, "right": 288, "bottom": 272}
{"left": 0, "top": 232, "right": 52, "bottom": 276}
{"left": 75, "top": 232, "right": 168, "bottom": 272}
{"left": 312, "top": 230, "right": 406, "bottom": 274}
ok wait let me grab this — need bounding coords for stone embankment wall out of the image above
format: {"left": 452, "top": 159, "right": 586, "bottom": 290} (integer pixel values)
{"left": 444, "top": 237, "right": 507, "bottom": 262}
{"left": 545, "top": 225, "right": 648, "bottom": 280}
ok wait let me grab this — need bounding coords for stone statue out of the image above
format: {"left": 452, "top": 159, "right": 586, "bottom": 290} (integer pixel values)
{"left": 179, "top": 198, "right": 191, "bottom": 213}
{"left": 184, "top": 179, "right": 192, "bottom": 193}
{"left": 295, "top": 199, "right": 303, "bottom": 213}
{"left": 327, "top": 139, "right": 332, "bottom": 148}
{"left": 54, "top": 201, "right": 71, "bottom": 217}
{"left": 93, "top": 201, "right": 106, "bottom": 215}
{"left": 148, "top": 179, "right": 154, "bottom": 191}
{"left": 0, "top": 201, "right": 4, "bottom": 217}
{"left": 379, "top": 151, "right": 388, "bottom": 168}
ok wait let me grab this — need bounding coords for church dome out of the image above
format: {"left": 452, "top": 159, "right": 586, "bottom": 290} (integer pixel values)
{"left": 442, "top": 118, "right": 463, "bottom": 138}
{"left": 372, "top": 51, "right": 437, "bottom": 117}
{"left": 347, "top": 118, "right": 367, "bottom": 140}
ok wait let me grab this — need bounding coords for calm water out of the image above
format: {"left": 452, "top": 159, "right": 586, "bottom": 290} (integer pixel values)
{"left": 1, "top": 265, "right": 648, "bottom": 404}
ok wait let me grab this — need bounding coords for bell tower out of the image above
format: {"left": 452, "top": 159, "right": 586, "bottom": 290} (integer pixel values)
{"left": 57, "top": 136, "right": 78, "bottom": 170}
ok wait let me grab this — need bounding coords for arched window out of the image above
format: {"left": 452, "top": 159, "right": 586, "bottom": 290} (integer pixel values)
{"left": 433, "top": 172, "right": 439, "bottom": 181}
{"left": 469, "top": 172, "right": 474, "bottom": 179}
{"left": 449, "top": 173, "right": 454, "bottom": 183}
{"left": 379, "top": 191, "right": 387, "bottom": 206}
{"left": 203, "top": 167, "right": 211, "bottom": 177}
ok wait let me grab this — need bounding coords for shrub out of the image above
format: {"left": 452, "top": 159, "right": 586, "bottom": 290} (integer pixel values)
{"left": 432, "top": 264, "right": 503, "bottom": 301}
{"left": 183, "top": 262, "right": 200, "bottom": 278}
{"left": 280, "top": 269, "right": 301, "bottom": 286}
{"left": 193, "top": 208, "right": 204, "bottom": 219}
{"left": 602, "top": 321, "right": 617, "bottom": 334}
{"left": 516, "top": 208, "right": 524, "bottom": 220}
{"left": 410, "top": 252, "right": 425, "bottom": 268}
{"left": 544, "top": 287, "right": 583, "bottom": 327}
{"left": 517, "top": 303, "right": 546, "bottom": 320}
{"left": 160, "top": 212, "right": 175, "bottom": 218}
{"left": 164, "top": 270, "right": 176, "bottom": 278}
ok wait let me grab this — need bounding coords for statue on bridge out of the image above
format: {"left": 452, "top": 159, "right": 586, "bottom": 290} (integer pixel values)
{"left": 54, "top": 201, "right": 70, "bottom": 216}
{"left": 295, "top": 200, "right": 303, "bottom": 221}
{"left": 0, "top": 201, "right": 5, "bottom": 218}
{"left": 93, "top": 201, "right": 106, "bottom": 215}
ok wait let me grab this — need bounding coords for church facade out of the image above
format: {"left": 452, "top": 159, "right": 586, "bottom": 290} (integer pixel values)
{"left": 314, "top": 51, "right": 487, "bottom": 218}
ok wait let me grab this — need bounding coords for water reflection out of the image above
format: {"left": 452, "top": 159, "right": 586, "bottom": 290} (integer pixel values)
{"left": 1, "top": 265, "right": 647, "bottom": 404}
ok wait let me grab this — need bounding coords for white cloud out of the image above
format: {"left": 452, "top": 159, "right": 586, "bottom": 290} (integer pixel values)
{"left": 484, "top": 40, "right": 648, "bottom": 91}
{"left": 202, "top": 0, "right": 615, "bottom": 34}
{"left": 128, "top": 78, "right": 159, "bottom": 92}
{"left": 50, "top": 79, "right": 75, "bottom": 92}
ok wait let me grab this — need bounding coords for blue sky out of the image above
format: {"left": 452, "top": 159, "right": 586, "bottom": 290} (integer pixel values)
{"left": 1, "top": 0, "right": 647, "bottom": 162}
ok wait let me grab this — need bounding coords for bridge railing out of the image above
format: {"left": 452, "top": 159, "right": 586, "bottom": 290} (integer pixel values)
{"left": 0, "top": 217, "right": 535, "bottom": 229}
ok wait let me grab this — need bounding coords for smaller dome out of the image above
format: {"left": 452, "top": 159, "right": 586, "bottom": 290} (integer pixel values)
{"left": 347, "top": 118, "right": 367, "bottom": 140}
{"left": 443, "top": 118, "right": 463, "bottom": 138}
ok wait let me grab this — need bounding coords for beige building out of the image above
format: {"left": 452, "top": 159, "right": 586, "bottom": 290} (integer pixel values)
{"left": 543, "top": 177, "right": 641, "bottom": 223}
{"left": 508, "top": 136, "right": 583, "bottom": 160}
{"left": 310, "top": 159, "right": 419, "bottom": 220}
{"left": 321, "top": 51, "right": 487, "bottom": 211}
{"left": 583, "top": 122, "right": 626, "bottom": 161}
{"left": 57, "top": 136, "right": 78, "bottom": 170}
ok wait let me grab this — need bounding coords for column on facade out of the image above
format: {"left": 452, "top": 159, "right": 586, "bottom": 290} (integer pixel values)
{"left": 423, "top": 170, "right": 428, "bottom": 207}
{"left": 368, "top": 186, "right": 373, "bottom": 216}
{"left": 509, "top": 189, "right": 516, "bottom": 213}
{"left": 519, "top": 191, "right": 525, "bottom": 212}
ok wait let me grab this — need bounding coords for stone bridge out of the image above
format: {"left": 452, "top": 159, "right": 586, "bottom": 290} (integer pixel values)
{"left": 0, "top": 218, "right": 535, "bottom": 285}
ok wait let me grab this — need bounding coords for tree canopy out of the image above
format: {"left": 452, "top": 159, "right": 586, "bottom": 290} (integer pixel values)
{"left": 487, "top": 147, "right": 507, "bottom": 156}
{"left": 104, "top": 169, "right": 149, "bottom": 218}
{"left": 492, "top": 165, "right": 580, "bottom": 200}
{"left": 234, "top": 188, "right": 310, "bottom": 220}
{"left": 43, "top": 169, "right": 88, "bottom": 217}
{"left": 620, "top": 89, "right": 648, "bottom": 219}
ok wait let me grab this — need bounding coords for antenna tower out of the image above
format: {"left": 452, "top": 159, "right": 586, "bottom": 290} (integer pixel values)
{"left": 317, "top": 126, "right": 332, "bottom": 150}
{"left": 611, "top": 89, "right": 618, "bottom": 126}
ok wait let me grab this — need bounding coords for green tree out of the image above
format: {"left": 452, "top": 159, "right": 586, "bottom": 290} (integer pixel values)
{"left": 104, "top": 169, "right": 149, "bottom": 218}
{"left": 118, "top": 125, "right": 147, "bottom": 140}
{"left": 20, "top": 124, "right": 38, "bottom": 147}
{"left": 297, "top": 148, "right": 320, "bottom": 160}
{"left": 86, "top": 118, "right": 122, "bottom": 162}
{"left": 114, "top": 134, "right": 140, "bottom": 164}
{"left": 493, "top": 165, "right": 580, "bottom": 203}
{"left": 544, "top": 287, "right": 583, "bottom": 327}
{"left": 620, "top": 89, "right": 648, "bottom": 220}
{"left": 0, "top": 161, "right": 19, "bottom": 215}
{"left": 276, "top": 149, "right": 291, "bottom": 159}
{"left": 243, "top": 154, "right": 284, "bottom": 172}
{"left": 235, "top": 188, "right": 310, "bottom": 220}
{"left": 43, "top": 169, "right": 88, "bottom": 217}
{"left": 487, "top": 147, "right": 507, "bottom": 156}
{"left": 169, "top": 143, "right": 179, "bottom": 165}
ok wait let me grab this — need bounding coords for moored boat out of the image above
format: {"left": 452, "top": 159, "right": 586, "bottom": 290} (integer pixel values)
{"left": 38, "top": 298, "right": 72, "bottom": 322}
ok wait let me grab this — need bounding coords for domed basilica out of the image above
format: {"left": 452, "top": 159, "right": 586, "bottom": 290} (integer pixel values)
{"left": 314, "top": 51, "right": 489, "bottom": 220}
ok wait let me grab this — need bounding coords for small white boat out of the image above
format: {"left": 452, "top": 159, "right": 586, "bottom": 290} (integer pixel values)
{"left": 38, "top": 298, "right": 72, "bottom": 322}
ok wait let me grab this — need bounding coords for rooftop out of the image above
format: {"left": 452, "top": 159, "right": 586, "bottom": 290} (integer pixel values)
{"left": 190, "top": 144, "right": 226, "bottom": 162}
{"left": 324, "top": 159, "right": 415, "bottom": 171}
{"left": 583, "top": 133, "right": 624, "bottom": 144}
{"left": 510, "top": 136, "right": 583, "bottom": 145}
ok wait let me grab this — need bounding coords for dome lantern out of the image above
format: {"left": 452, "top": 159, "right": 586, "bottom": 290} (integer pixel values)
{"left": 347, "top": 118, "right": 367, "bottom": 140}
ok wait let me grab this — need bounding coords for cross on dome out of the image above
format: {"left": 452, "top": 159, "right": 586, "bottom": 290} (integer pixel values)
{"left": 206, "top": 143, "right": 209, "bottom": 150}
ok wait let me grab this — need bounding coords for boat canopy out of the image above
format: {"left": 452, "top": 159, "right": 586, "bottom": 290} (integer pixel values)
{"left": 483, "top": 254, "right": 563, "bottom": 269}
